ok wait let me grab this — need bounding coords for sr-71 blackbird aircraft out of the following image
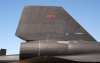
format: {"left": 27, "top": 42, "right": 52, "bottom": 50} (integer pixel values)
{"left": 0, "top": 6, "right": 100, "bottom": 63}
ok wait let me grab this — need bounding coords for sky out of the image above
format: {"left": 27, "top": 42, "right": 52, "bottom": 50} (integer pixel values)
{"left": 0, "top": 0, "right": 100, "bottom": 55}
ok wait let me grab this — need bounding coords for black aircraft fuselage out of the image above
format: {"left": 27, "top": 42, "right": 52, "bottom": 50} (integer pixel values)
{"left": 0, "top": 6, "right": 100, "bottom": 63}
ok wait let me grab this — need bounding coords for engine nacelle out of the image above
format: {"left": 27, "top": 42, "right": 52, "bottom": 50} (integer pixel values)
{"left": 20, "top": 40, "right": 100, "bottom": 60}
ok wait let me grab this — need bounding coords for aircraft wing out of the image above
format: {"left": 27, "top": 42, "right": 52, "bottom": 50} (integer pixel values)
{"left": 0, "top": 54, "right": 19, "bottom": 63}
{"left": 55, "top": 53, "right": 100, "bottom": 62}
{"left": 1, "top": 53, "right": 100, "bottom": 63}
{"left": 14, "top": 53, "right": 100, "bottom": 63}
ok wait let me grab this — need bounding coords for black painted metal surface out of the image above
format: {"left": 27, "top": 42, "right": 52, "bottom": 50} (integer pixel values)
{"left": 1, "top": 6, "right": 100, "bottom": 62}
{"left": 55, "top": 53, "right": 100, "bottom": 62}
{"left": 15, "top": 6, "right": 96, "bottom": 41}
{"left": 0, "top": 54, "right": 19, "bottom": 62}
{"left": 0, "top": 49, "right": 6, "bottom": 56}
{"left": 20, "top": 40, "right": 68, "bottom": 60}
{"left": 20, "top": 40, "right": 100, "bottom": 60}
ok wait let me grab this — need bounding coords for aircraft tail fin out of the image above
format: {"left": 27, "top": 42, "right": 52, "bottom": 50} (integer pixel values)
{"left": 0, "top": 49, "right": 6, "bottom": 55}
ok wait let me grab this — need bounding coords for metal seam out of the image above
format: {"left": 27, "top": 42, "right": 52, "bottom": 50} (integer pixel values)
{"left": 38, "top": 41, "right": 40, "bottom": 56}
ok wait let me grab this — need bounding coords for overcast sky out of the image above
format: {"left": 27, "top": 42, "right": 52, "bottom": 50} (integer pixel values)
{"left": 0, "top": 0, "right": 100, "bottom": 55}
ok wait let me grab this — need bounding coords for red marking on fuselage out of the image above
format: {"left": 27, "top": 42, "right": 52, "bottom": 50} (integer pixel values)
{"left": 46, "top": 14, "right": 56, "bottom": 18}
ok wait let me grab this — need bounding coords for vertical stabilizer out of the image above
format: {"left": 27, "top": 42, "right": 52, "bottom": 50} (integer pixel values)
{"left": 0, "top": 49, "right": 6, "bottom": 56}
{"left": 16, "top": 6, "right": 96, "bottom": 41}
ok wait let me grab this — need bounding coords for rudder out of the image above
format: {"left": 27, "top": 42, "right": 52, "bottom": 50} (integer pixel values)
{"left": 0, "top": 49, "right": 6, "bottom": 55}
